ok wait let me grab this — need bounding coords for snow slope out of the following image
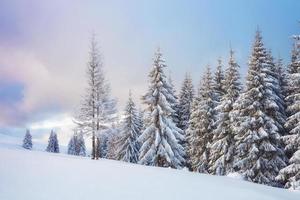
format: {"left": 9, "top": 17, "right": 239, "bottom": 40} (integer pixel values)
{"left": 0, "top": 134, "right": 299, "bottom": 200}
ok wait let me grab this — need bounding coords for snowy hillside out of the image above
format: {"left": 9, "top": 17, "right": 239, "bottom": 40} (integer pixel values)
{"left": 0, "top": 134, "right": 298, "bottom": 200}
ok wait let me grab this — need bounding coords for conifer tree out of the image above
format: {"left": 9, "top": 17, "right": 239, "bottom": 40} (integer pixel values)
{"left": 22, "top": 129, "right": 33, "bottom": 150}
{"left": 68, "top": 135, "right": 76, "bottom": 155}
{"left": 137, "top": 108, "right": 144, "bottom": 134}
{"left": 75, "top": 35, "right": 117, "bottom": 159}
{"left": 213, "top": 59, "right": 225, "bottom": 102}
{"left": 285, "top": 37, "right": 300, "bottom": 140}
{"left": 77, "top": 132, "right": 86, "bottom": 156}
{"left": 264, "top": 50, "right": 287, "bottom": 137}
{"left": 46, "top": 130, "right": 59, "bottom": 153}
{"left": 186, "top": 66, "right": 216, "bottom": 173}
{"left": 232, "top": 31, "right": 286, "bottom": 186}
{"left": 209, "top": 50, "right": 242, "bottom": 175}
{"left": 139, "top": 49, "right": 185, "bottom": 168}
{"left": 178, "top": 73, "right": 194, "bottom": 133}
{"left": 276, "top": 135, "right": 300, "bottom": 190}
{"left": 115, "top": 92, "right": 141, "bottom": 163}
{"left": 68, "top": 131, "right": 86, "bottom": 156}
{"left": 277, "top": 35, "right": 300, "bottom": 190}
{"left": 167, "top": 74, "right": 180, "bottom": 128}
{"left": 106, "top": 126, "right": 121, "bottom": 160}
{"left": 276, "top": 57, "right": 289, "bottom": 107}
{"left": 97, "top": 131, "right": 109, "bottom": 158}
{"left": 177, "top": 74, "right": 194, "bottom": 166}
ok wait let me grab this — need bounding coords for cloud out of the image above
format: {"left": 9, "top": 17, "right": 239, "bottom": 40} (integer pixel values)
{"left": 0, "top": 46, "right": 84, "bottom": 126}
{"left": 29, "top": 112, "right": 76, "bottom": 145}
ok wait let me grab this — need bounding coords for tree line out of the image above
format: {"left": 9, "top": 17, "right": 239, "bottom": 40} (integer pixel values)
{"left": 23, "top": 29, "right": 300, "bottom": 190}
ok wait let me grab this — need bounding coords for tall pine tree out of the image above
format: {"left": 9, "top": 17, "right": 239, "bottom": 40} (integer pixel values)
{"left": 213, "top": 59, "right": 225, "bottom": 102}
{"left": 167, "top": 74, "right": 181, "bottom": 129}
{"left": 264, "top": 50, "right": 287, "bottom": 137}
{"left": 186, "top": 66, "right": 217, "bottom": 173}
{"left": 139, "top": 49, "right": 185, "bottom": 168}
{"left": 178, "top": 73, "right": 194, "bottom": 133}
{"left": 115, "top": 92, "right": 141, "bottom": 163}
{"left": 232, "top": 31, "right": 286, "bottom": 186}
{"left": 277, "top": 35, "right": 300, "bottom": 190}
{"left": 276, "top": 57, "right": 289, "bottom": 109}
{"left": 209, "top": 50, "right": 242, "bottom": 175}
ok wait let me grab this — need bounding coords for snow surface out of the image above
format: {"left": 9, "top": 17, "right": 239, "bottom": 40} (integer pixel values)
{"left": 0, "top": 134, "right": 299, "bottom": 200}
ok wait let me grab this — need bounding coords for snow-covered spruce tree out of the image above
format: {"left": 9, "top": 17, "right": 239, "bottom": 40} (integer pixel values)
{"left": 115, "top": 92, "right": 141, "bottom": 163}
{"left": 276, "top": 36, "right": 300, "bottom": 190}
{"left": 264, "top": 50, "right": 287, "bottom": 137}
{"left": 178, "top": 74, "right": 194, "bottom": 168}
{"left": 276, "top": 57, "right": 289, "bottom": 107}
{"left": 68, "top": 131, "right": 86, "bottom": 156}
{"left": 185, "top": 92, "right": 201, "bottom": 171}
{"left": 77, "top": 132, "right": 86, "bottom": 156}
{"left": 22, "top": 129, "right": 33, "bottom": 150}
{"left": 232, "top": 31, "right": 286, "bottom": 186}
{"left": 209, "top": 49, "right": 242, "bottom": 175}
{"left": 167, "top": 74, "right": 181, "bottom": 128}
{"left": 97, "top": 130, "right": 110, "bottom": 158}
{"left": 46, "top": 130, "right": 59, "bottom": 153}
{"left": 137, "top": 108, "right": 145, "bottom": 134}
{"left": 284, "top": 42, "right": 300, "bottom": 113}
{"left": 186, "top": 66, "right": 217, "bottom": 173}
{"left": 276, "top": 135, "right": 300, "bottom": 190}
{"left": 139, "top": 49, "right": 185, "bottom": 168}
{"left": 106, "top": 127, "right": 121, "bottom": 160}
{"left": 74, "top": 34, "right": 117, "bottom": 159}
{"left": 68, "top": 134, "right": 76, "bottom": 155}
{"left": 213, "top": 59, "right": 225, "bottom": 102}
{"left": 265, "top": 50, "right": 288, "bottom": 170}
{"left": 178, "top": 73, "right": 194, "bottom": 133}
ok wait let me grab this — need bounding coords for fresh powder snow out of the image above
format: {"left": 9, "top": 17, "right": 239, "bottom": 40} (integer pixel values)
{"left": 0, "top": 133, "right": 298, "bottom": 200}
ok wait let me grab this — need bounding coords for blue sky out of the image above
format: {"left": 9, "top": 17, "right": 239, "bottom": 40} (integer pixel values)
{"left": 0, "top": 0, "right": 299, "bottom": 141}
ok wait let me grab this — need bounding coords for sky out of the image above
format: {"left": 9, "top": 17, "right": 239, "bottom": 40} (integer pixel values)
{"left": 0, "top": 0, "right": 300, "bottom": 143}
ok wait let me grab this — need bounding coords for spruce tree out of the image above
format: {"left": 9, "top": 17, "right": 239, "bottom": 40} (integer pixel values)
{"left": 277, "top": 35, "right": 300, "bottom": 190}
{"left": 97, "top": 131, "right": 109, "bottom": 158}
{"left": 46, "top": 130, "right": 59, "bottom": 153}
{"left": 106, "top": 127, "right": 121, "bottom": 160}
{"left": 276, "top": 57, "right": 289, "bottom": 108}
{"left": 285, "top": 38, "right": 300, "bottom": 157}
{"left": 137, "top": 108, "right": 144, "bottom": 134}
{"left": 264, "top": 50, "right": 287, "bottom": 137}
{"left": 232, "top": 31, "right": 286, "bottom": 186}
{"left": 167, "top": 74, "right": 181, "bottom": 128}
{"left": 186, "top": 66, "right": 216, "bottom": 173}
{"left": 22, "top": 129, "right": 33, "bottom": 150}
{"left": 139, "top": 49, "right": 185, "bottom": 168}
{"left": 68, "top": 135, "right": 76, "bottom": 155}
{"left": 68, "top": 131, "right": 86, "bottom": 156}
{"left": 276, "top": 133, "right": 300, "bottom": 190}
{"left": 115, "top": 92, "right": 141, "bottom": 163}
{"left": 209, "top": 50, "right": 242, "bottom": 175}
{"left": 77, "top": 132, "right": 86, "bottom": 156}
{"left": 213, "top": 59, "right": 225, "bottom": 102}
{"left": 177, "top": 73, "right": 194, "bottom": 167}
{"left": 178, "top": 73, "right": 194, "bottom": 132}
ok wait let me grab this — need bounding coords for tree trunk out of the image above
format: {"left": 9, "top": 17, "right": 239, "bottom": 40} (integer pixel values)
{"left": 95, "top": 137, "right": 100, "bottom": 159}
{"left": 92, "top": 134, "right": 96, "bottom": 159}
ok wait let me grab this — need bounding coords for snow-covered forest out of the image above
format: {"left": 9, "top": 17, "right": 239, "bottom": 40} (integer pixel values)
{"left": 20, "top": 29, "right": 300, "bottom": 191}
